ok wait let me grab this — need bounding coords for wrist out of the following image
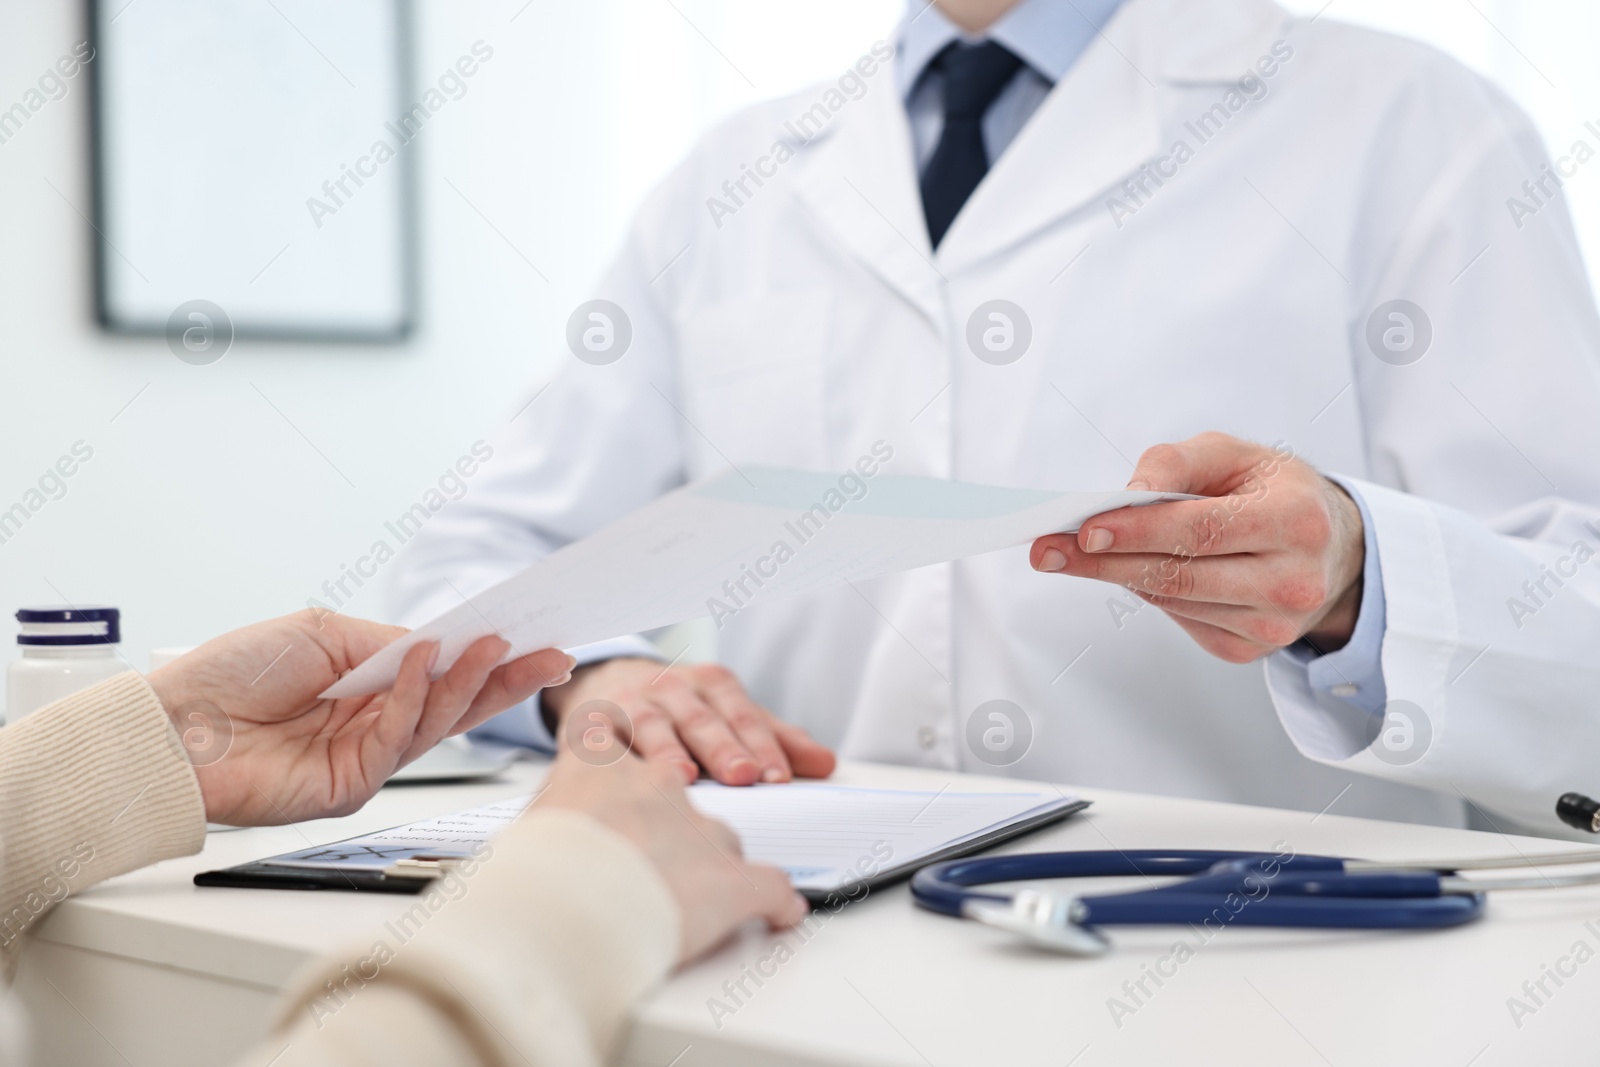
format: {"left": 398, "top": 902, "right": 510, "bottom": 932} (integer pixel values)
{"left": 1304, "top": 480, "right": 1366, "bottom": 650}
{"left": 1304, "top": 580, "right": 1361, "bottom": 650}
{"left": 145, "top": 666, "right": 231, "bottom": 820}
{"left": 146, "top": 668, "right": 204, "bottom": 770}
{"left": 540, "top": 658, "right": 639, "bottom": 728}
{"left": 146, "top": 665, "right": 181, "bottom": 733}
{"left": 537, "top": 659, "right": 662, "bottom": 735}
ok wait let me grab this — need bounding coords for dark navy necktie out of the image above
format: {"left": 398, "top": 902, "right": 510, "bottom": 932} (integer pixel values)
{"left": 918, "top": 40, "right": 1024, "bottom": 250}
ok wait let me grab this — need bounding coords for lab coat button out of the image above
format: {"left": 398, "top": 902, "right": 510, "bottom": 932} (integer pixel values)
{"left": 1331, "top": 683, "right": 1359, "bottom": 698}
{"left": 916, "top": 725, "right": 938, "bottom": 749}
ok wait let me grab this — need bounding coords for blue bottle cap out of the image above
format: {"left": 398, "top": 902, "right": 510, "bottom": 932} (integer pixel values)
{"left": 16, "top": 606, "right": 121, "bottom": 646}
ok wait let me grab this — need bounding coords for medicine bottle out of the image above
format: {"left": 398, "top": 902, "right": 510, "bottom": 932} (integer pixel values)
{"left": 6, "top": 606, "right": 127, "bottom": 725}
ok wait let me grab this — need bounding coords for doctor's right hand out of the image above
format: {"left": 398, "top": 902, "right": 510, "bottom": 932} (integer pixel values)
{"left": 541, "top": 657, "right": 836, "bottom": 786}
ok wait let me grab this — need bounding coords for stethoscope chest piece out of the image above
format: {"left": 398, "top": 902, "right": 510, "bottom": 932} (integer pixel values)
{"left": 962, "top": 889, "right": 1111, "bottom": 956}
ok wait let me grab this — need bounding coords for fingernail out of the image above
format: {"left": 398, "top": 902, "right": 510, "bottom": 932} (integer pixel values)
{"left": 424, "top": 643, "right": 441, "bottom": 674}
{"left": 1037, "top": 548, "right": 1066, "bottom": 572}
{"left": 729, "top": 756, "right": 757, "bottom": 779}
{"left": 1083, "top": 528, "right": 1114, "bottom": 552}
{"left": 1127, "top": 480, "right": 1150, "bottom": 491}
{"left": 762, "top": 767, "right": 785, "bottom": 783}
{"left": 793, "top": 893, "right": 811, "bottom": 915}
{"left": 564, "top": 653, "right": 578, "bottom": 670}
{"left": 542, "top": 652, "right": 576, "bottom": 686}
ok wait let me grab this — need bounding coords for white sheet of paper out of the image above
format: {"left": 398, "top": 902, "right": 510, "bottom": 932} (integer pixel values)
{"left": 323, "top": 466, "right": 1192, "bottom": 699}
{"left": 264, "top": 781, "right": 1082, "bottom": 893}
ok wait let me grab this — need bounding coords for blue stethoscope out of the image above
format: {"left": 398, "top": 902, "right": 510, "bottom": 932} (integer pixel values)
{"left": 910, "top": 848, "right": 1600, "bottom": 955}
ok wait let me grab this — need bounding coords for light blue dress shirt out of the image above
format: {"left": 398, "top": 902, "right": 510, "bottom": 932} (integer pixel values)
{"left": 896, "top": 0, "right": 1124, "bottom": 172}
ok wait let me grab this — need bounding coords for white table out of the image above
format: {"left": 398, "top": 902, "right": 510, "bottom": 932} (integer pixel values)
{"left": 18, "top": 759, "right": 1600, "bottom": 1067}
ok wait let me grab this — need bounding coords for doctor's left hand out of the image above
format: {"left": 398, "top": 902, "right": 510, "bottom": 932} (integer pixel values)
{"left": 1030, "top": 432, "right": 1366, "bottom": 663}
{"left": 543, "top": 657, "right": 837, "bottom": 786}
{"left": 147, "top": 609, "right": 574, "bottom": 826}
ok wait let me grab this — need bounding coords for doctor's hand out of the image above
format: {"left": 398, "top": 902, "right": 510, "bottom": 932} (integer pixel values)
{"left": 533, "top": 747, "right": 808, "bottom": 963}
{"left": 1030, "top": 432, "right": 1366, "bottom": 663}
{"left": 541, "top": 657, "right": 836, "bottom": 786}
{"left": 148, "top": 609, "right": 574, "bottom": 826}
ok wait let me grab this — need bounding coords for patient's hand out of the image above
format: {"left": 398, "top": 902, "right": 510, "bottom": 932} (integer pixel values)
{"left": 541, "top": 658, "right": 836, "bottom": 786}
{"left": 534, "top": 750, "right": 808, "bottom": 962}
{"left": 148, "top": 609, "right": 574, "bottom": 825}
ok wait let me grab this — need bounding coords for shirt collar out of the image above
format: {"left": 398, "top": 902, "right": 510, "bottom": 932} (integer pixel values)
{"left": 892, "top": 0, "right": 1127, "bottom": 99}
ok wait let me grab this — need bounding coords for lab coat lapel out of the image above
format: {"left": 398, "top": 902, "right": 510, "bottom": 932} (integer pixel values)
{"left": 790, "top": 67, "right": 947, "bottom": 331}
{"left": 934, "top": 0, "right": 1290, "bottom": 275}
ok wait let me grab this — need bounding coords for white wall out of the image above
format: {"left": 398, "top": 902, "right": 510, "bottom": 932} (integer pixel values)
{"left": 0, "top": 0, "right": 898, "bottom": 691}
{"left": 2, "top": 0, "right": 1597, "bottom": 691}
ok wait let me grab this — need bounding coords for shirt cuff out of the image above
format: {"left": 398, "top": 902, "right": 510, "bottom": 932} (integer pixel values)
{"left": 468, "top": 635, "right": 665, "bottom": 750}
{"left": 1274, "top": 475, "right": 1388, "bottom": 719}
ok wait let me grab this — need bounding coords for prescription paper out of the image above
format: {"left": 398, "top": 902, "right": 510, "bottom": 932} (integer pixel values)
{"left": 324, "top": 466, "right": 1190, "bottom": 699}
{"left": 264, "top": 781, "right": 1083, "bottom": 894}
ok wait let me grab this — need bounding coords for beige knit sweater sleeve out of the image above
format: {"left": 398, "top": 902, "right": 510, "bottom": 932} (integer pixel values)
{"left": 0, "top": 671, "right": 682, "bottom": 1067}
{"left": 0, "top": 672, "right": 206, "bottom": 968}
{"left": 240, "top": 810, "right": 682, "bottom": 1067}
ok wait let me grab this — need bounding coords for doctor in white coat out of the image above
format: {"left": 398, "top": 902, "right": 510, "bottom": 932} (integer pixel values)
{"left": 393, "top": 0, "right": 1600, "bottom": 835}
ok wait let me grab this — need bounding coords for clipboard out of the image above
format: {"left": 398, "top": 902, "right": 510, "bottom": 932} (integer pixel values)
{"left": 793, "top": 797, "right": 1089, "bottom": 904}
{"left": 195, "top": 787, "right": 1091, "bottom": 903}
{"left": 195, "top": 850, "right": 480, "bottom": 895}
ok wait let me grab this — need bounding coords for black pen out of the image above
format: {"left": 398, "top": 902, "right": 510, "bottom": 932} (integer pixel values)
{"left": 1556, "top": 793, "right": 1600, "bottom": 833}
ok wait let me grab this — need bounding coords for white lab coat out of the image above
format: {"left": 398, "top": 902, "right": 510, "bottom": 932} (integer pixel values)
{"left": 393, "top": 0, "right": 1600, "bottom": 836}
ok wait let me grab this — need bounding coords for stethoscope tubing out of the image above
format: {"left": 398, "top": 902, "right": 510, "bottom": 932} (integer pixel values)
{"left": 1077, "top": 886, "right": 1484, "bottom": 929}
{"left": 912, "top": 849, "right": 1331, "bottom": 916}
{"left": 911, "top": 849, "right": 1486, "bottom": 930}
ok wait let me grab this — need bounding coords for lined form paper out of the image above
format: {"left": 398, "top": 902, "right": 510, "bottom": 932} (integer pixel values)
{"left": 261, "top": 782, "right": 1085, "bottom": 894}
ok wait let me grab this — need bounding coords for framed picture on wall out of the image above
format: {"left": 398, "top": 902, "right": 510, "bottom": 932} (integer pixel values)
{"left": 89, "top": 0, "right": 416, "bottom": 343}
